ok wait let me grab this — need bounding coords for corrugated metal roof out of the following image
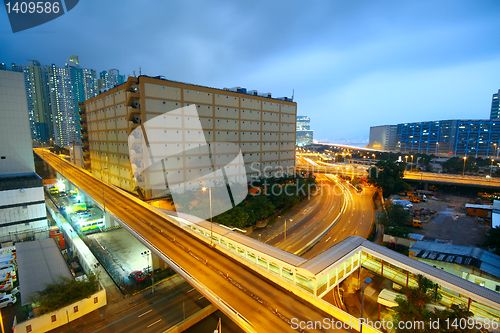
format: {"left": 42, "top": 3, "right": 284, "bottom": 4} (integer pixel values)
{"left": 17, "top": 238, "right": 73, "bottom": 306}
{"left": 298, "top": 236, "right": 365, "bottom": 274}
{"left": 465, "top": 204, "right": 492, "bottom": 210}
{"left": 362, "top": 241, "right": 500, "bottom": 309}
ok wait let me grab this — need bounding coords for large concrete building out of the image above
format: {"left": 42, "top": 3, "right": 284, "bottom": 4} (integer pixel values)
{"left": 0, "top": 70, "right": 47, "bottom": 240}
{"left": 80, "top": 76, "right": 297, "bottom": 198}
{"left": 368, "top": 125, "right": 398, "bottom": 151}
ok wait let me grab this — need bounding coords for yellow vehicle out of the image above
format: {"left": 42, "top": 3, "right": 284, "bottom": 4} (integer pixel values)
{"left": 409, "top": 196, "right": 421, "bottom": 203}
{"left": 405, "top": 219, "right": 423, "bottom": 228}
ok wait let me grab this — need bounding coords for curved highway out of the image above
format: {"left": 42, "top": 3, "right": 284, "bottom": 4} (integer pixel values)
{"left": 303, "top": 175, "right": 375, "bottom": 259}
{"left": 267, "top": 174, "right": 345, "bottom": 255}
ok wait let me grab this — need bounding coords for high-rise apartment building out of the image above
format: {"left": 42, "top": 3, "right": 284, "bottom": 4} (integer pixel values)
{"left": 0, "top": 70, "right": 47, "bottom": 238}
{"left": 99, "top": 69, "right": 125, "bottom": 92}
{"left": 66, "top": 56, "right": 98, "bottom": 138}
{"left": 491, "top": 90, "right": 499, "bottom": 120}
{"left": 48, "top": 64, "right": 78, "bottom": 146}
{"left": 80, "top": 76, "right": 297, "bottom": 198}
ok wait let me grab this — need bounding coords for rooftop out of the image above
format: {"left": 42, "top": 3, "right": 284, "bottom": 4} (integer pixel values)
{"left": 0, "top": 173, "right": 43, "bottom": 191}
{"left": 17, "top": 238, "right": 73, "bottom": 306}
{"left": 410, "top": 241, "right": 500, "bottom": 280}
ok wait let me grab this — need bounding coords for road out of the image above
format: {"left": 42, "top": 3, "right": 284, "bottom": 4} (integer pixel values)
{"left": 266, "top": 174, "right": 345, "bottom": 255}
{"left": 403, "top": 171, "right": 500, "bottom": 188}
{"left": 50, "top": 282, "right": 211, "bottom": 333}
{"left": 36, "top": 149, "right": 351, "bottom": 333}
{"left": 292, "top": 158, "right": 375, "bottom": 259}
{"left": 303, "top": 175, "right": 375, "bottom": 259}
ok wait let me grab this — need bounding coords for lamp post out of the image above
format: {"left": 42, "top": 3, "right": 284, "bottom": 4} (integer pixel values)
{"left": 405, "top": 156, "right": 408, "bottom": 171}
{"left": 284, "top": 219, "right": 292, "bottom": 243}
{"left": 463, "top": 156, "right": 467, "bottom": 176}
{"left": 101, "top": 166, "right": 108, "bottom": 214}
{"left": 360, "top": 277, "right": 372, "bottom": 333}
{"left": 141, "top": 250, "right": 154, "bottom": 293}
{"left": 410, "top": 155, "right": 414, "bottom": 172}
{"left": 491, "top": 159, "right": 495, "bottom": 177}
{"left": 202, "top": 187, "right": 213, "bottom": 245}
{"left": 435, "top": 142, "right": 439, "bottom": 155}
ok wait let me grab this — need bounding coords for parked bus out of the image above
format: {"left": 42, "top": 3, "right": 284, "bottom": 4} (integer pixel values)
{"left": 78, "top": 218, "right": 105, "bottom": 232}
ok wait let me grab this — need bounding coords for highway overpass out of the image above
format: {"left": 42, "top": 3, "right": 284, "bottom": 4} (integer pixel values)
{"left": 36, "top": 150, "right": 500, "bottom": 332}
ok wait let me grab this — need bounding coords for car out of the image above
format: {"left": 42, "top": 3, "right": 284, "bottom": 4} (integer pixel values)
{"left": 0, "top": 293, "right": 16, "bottom": 308}
{"left": 129, "top": 270, "right": 146, "bottom": 283}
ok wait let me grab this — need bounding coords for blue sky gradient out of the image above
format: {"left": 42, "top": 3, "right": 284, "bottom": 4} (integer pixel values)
{"left": 1, "top": 0, "right": 500, "bottom": 142}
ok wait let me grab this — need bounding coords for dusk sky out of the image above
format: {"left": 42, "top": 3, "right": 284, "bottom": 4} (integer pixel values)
{"left": 2, "top": 0, "right": 500, "bottom": 143}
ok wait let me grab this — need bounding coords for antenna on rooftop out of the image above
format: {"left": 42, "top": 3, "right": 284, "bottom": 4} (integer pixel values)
{"left": 139, "top": 67, "right": 142, "bottom": 76}
{"left": 133, "top": 70, "right": 136, "bottom": 77}
{"left": 292, "top": 89, "right": 294, "bottom": 101}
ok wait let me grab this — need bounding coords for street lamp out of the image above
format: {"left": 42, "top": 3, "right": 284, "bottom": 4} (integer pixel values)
{"left": 463, "top": 156, "right": 467, "bottom": 176}
{"left": 491, "top": 159, "right": 495, "bottom": 177}
{"left": 141, "top": 250, "right": 154, "bottom": 293}
{"left": 284, "top": 219, "right": 292, "bottom": 242}
{"left": 202, "top": 187, "right": 213, "bottom": 246}
{"left": 435, "top": 142, "right": 439, "bottom": 155}
{"left": 360, "top": 277, "right": 372, "bottom": 333}
{"left": 101, "top": 166, "right": 108, "bottom": 214}
{"left": 410, "top": 155, "right": 414, "bottom": 171}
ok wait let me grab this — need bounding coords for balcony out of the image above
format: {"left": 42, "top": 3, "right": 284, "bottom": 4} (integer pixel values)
{"left": 126, "top": 92, "right": 140, "bottom": 107}
{"left": 127, "top": 106, "right": 141, "bottom": 122}
{"left": 128, "top": 123, "right": 140, "bottom": 136}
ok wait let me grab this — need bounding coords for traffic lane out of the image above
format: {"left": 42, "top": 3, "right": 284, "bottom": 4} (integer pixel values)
{"left": 282, "top": 185, "right": 344, "bottom": 253}
{"left": 85, "top": 283, "right": 209, "bottom": 333}
{"left": 43, "top": 153, "right": 344, "bottom": 333}
{"left": 268, "top": 182, "right": 338, "bottom": 248}
{"left": 302, "top": 186, "right": 374, "bottom": 259}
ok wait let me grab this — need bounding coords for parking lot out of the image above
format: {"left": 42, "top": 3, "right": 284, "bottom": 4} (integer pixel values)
{"left": 409, "top": 195, "right": 488, "bottom": 247}
{"left": 90, "top": 228, "right": 151, "bottom": 285}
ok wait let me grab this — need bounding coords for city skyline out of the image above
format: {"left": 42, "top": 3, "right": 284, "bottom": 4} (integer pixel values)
{"left": 2, "top": 1, "right": 500, "bottom": 142}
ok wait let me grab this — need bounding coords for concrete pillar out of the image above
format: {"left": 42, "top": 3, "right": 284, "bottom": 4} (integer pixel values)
{"left": 104, "top": 212, "right": 112, "bottom": 228}
{"left": 424, "top": 182, "right": 429, "bottom": 191}
{"left": 152, "top": 252, "right": 161, "bottom": 270}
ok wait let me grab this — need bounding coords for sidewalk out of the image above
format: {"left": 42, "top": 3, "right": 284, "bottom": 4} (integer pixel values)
{"left": 48, "top": 274, "right": 185, "bottom": 333}
{"left": 247, "top": 191, "right": 323, "bottom": 244}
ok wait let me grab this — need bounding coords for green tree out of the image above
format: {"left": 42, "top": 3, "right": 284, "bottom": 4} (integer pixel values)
{"left": 32, "top": 273, "right": 100, "bottom": 313}
{"left": 377, "top": 203, "right": 411, "bottom": 228}
{"left": 393, "top": 275, "right": 443, "bottom": 333}
{"left": 368, "top": 160, "right": 409, "bottom": 198}
{"left": 250, "top": 195, "right": 275, "bottom": 220}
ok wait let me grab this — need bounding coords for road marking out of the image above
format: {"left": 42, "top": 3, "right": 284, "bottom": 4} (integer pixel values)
{"left": 286, "top": 245, "right": 292, "bottom": 250}
{"left": 325, "top": 237, "right": 331, "bottom": 242}
{"left": 147, "top": 319, "right": 162, "bottom": 328}
{"left": 198, "top": 296, "right": 205, "bottom": 300}
{"left": 188, "top": 288, "right": 195, "bottom": 293}
{"left": 138, "top": 309, "right": 152, "bottom": 318}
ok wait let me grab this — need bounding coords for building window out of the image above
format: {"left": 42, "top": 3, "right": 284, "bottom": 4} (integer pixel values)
{"left": 74, "top": 305, "right": 79, "bottom": 313}
{"left": 94, "top": 297, "right": 98, "bottom": 304}
{"left": 496, "top": 285, "right": 500, "bottom": 292}
{"left": 26, "top": 326, "right": 32, "bottom": 333}
{"left": 51, "top": 315, "right": 57, "bottom": 322}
